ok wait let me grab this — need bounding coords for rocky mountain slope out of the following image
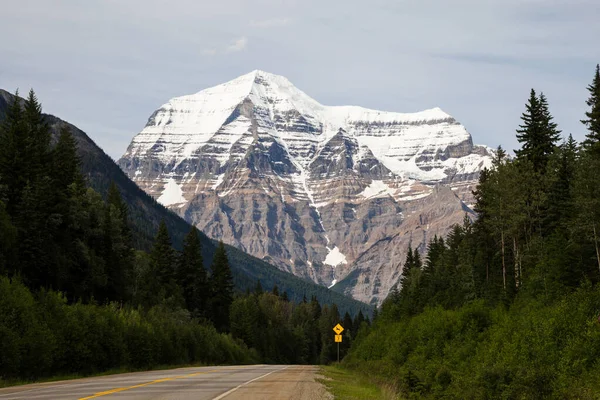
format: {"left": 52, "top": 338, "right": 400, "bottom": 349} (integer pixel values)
{"left": 0, "top": 88, "right": 371, "bottom": 316}
{"left": 118, "top": 71, "right": 493, "bottom": 305}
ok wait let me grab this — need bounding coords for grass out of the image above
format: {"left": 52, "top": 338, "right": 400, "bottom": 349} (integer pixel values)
{"left": 319, "top": 365, "right": 399, "bottom": 400}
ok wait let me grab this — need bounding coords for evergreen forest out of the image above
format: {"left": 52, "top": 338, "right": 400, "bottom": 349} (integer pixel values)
{"left": 344, "top": 64, "right": 600, "bottom": 398}
{"left": 0, "top": 91, "right": 368, "bottom": 383}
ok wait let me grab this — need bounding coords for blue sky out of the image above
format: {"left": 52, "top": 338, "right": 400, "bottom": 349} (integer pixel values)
{"left": 1, "top": 0, "right": 598, "bottom": 159}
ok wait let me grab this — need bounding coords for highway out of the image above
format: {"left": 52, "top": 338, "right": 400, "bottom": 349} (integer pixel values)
{"left": 0, "top": 365, "right": 329, "bottom": 400}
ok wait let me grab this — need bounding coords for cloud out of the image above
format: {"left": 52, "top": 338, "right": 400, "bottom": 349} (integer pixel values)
{"left": 202, "top": 37, "right": 247, "bottom": 57}
{"left": 202, "top": 48, "right": 217, "bottom": 56}
{"left": 225, "top": 37, "right": 248, "bottom": 53}
{"left": 250, "top": 18, "right": 290, "bottom": 28}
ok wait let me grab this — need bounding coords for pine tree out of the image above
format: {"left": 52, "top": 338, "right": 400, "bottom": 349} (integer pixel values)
{"left": 22, "top": 90, "right": 52, "bottom": 182}
{"left": 272, "top": 284, "right": 280, "bottom": 296}
{"left": 493, "top": 146, "right": 507, "bottom": 167}
{"left": 310, "top": 295, "right": 322, "bottom": 320}
{"left": 0, "top": 90, "right": 26, "bottom": 214}
{"left": 404, "top": 245, "right": 414, "bottom": 270}
{"left": 0, "top": 201, "right": 16, "bottom": 275}
{"left": 255, "top": 280, "right": 264, "bottom": 295}
{"left": 178, "top": 227, "right": 208, "bottom": 317}
{"left": 515, "top": 89, "right": 560, "bottom": 173}
{"left": 51, "top": 124, "right": 85, "bottom": 203}
{"left": 148, "top": 221, "right": 177, "bottom": 303}
{"left": 582, "top": 64, "right": 600, "bottom": 155}
{"left": 210, "top": 241, "right": 234, "bottom": 332}
{"left": 413, "top": 248, "right": 422, "bottom": 269}
{"left": 545, "top": 135, "right": 577, "bottom": 233}
{"left": 538, "top": 92, "right": 562, "bottom": 158}
{"left": 101, "top": 183, "right": 134, "bottom": 302}
{"left": 399, "top": 245, "right": 414, "bottom": 290}
{"left": 343, "top": 312, "right": 353, "bottom": 336}
{"left": 352, "top": 310, "right": 365, "bottom": 337}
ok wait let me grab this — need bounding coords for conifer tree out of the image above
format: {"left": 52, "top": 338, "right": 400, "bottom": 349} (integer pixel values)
{"left": 148, "top": 221, "right": 177, "bottom": 303}
{"left": 210, "top": 241, "right": 234, "bottom": 332}
{"left": 352, "top": 310, "right": 365, "bottom": 337}
{"left": 52, "top": 125, "right": 84, "bottom": 197}
{"left": 493, "top": 146, "right": 507, "bottom": 167}
{"left": 0, "top": 201, "right": 16, "bottom": 275}
{"left": 545, "top": 135, "right": 577, "bottom": 233}
{"left": 310, "top": 295, "right": 322, "bottom": 320}
{"left": 272, "top": 284, "right": 280, "bottom": 296}
{"left": 399, "top": 245, "right": 415, "bottom": 289}
{"left": 255, "top": 280, "right": 264, "bottom": 295}
{"left": 343, "top": 312, "right": 353, "bottom": 336}
{"left": 101, "top": 183, "right": 134, "bottom": 302}
{"left": 413, "top": 248, "right": 422, "bottom": 269}
{"left": 515, "top": 89, "right": 560, "bottom": 172}
{"left": 538, "top": 92, "right": 562, "bottom": 157}
{"left": 178, "top": 227, "right": 208, "bottom": 317}
{"left": 107, "top": 182, "right": 129, "bottom": 228}
{"left": 582, "top": 64, "right": 600, "bottom": 155}
{"left": 0, "top": 90, "right": 26, "bottom": 214}
{"left": 22, "top": 90, "right": 52, "bottom": 182}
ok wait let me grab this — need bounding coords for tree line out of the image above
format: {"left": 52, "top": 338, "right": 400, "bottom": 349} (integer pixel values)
{"left": 346, "top": 64, "right": 600, "bottom": 398}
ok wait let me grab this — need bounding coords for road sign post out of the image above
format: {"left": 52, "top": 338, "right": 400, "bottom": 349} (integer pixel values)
{"left": 333, "top": 324, "right": 344, "bottom": 363}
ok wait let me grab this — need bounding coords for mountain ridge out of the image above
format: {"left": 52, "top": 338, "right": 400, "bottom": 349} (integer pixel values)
{"left": 118, "top": 71, "right": 492, "bottom": 305}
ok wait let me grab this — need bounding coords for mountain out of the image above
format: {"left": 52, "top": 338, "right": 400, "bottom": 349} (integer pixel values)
{"left": 117, "top": 70, "right": 493, "bottom": 305}
{"left": 0, "top": 88, "right": 371, "bottom": 316}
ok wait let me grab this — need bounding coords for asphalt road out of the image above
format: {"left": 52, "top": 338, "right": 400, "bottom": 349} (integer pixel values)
{"left": 0, "top": 365, "right": 330, "bottom": 400}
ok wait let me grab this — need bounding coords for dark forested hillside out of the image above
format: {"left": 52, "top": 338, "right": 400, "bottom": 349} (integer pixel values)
{"left": 0, "top": 89, "right": 373, "bottom": 383}
{"left": 0, "top": 88, "right": 371, "bottom": 317}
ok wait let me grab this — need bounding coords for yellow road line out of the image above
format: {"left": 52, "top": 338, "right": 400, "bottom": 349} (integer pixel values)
{"left": 78, "top": 368, "right": 230, "bottom": 399}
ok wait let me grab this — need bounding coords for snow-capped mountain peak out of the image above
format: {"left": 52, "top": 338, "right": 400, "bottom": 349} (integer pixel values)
{"left": 118, "top": 70, "right": 493, "bottom": 305}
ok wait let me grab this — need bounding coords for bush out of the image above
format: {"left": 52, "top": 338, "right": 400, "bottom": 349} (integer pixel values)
{"left": 0, "top": 277, "right": 256, "bottom": 382}
{"left": 344, "top": 287, "right": 600, "bottom": 399}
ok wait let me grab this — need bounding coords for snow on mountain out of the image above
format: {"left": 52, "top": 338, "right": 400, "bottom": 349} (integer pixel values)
{"left": 157, "top": 178, "right": 186, "bottom": 207}
{"left": 119, "top": 70, "right": 494, "bottom": 305}
{"left": 125, "top": 70, "right": 490, "bottom": 184}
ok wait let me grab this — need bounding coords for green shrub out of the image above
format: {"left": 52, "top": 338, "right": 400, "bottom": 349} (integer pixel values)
{"left": 345, "top": 286, "right": 600, "bottom": 398}
{"left": 0, "top": 277, "right": 256, "bottom": 382}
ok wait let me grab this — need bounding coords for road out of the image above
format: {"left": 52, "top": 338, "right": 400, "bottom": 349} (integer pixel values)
{"left": 0, "top": 365, "right": 330, "bottom": 400}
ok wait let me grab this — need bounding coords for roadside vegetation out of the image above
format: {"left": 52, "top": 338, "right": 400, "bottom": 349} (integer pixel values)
{"left": 343, "top": 64, "right": 600, "bottom": 398}
{"left": 320, "top": 365, "right": 398, "bottom": 400}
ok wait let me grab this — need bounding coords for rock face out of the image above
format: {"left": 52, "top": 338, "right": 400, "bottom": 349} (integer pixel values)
{"left": 118, "top": 70, "right": 493, "bottom": 305}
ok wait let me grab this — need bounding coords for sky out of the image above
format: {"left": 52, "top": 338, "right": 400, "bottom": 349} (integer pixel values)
{"left": 1, "top": 0, "right": 599, "bottom": 160}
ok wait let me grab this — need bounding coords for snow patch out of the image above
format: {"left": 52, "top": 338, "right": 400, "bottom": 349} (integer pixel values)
{"left": 324, "top": 246, "right": 347, "bottom": 267}
{"left": 157, "top": 178, "right": 187, "bottom": 206}
{"left": 212, "top": 174, "right": 225, "bottom": 190}
{"left": 328, "top": 279, "right": 337, "bottom": 289}
{"left": 360, "top": 180, "right": 396, "bottom": 199}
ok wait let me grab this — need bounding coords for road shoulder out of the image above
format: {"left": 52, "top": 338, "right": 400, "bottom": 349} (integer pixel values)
{"left": 219, "top": 365, "right": 331, "bottom": 400}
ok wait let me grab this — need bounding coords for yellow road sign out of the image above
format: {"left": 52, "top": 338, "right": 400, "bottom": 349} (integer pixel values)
{"left": 333, "top": 323, "right": 344, "bottom": 335}
{"left": 335, "top": 334, "right": 342, "bottom": 343}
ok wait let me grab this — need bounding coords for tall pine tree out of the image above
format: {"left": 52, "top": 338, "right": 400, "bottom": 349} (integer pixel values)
{"left": 0, "top": 90, "right": 26, "bottom": 214}
{"left": 582, "top": 64, "right": 600, "bottom": 155}
{"left": 178, "top": 227, "right": 208, "bottom": 318}
{"left": 210, "top": 241, "right": 234, "bottom": 332}
{"left": 146, "top": 220, "right": 178, "bottom": 305}
{"left": 515, "top": 89, "right": 561, "bottom": 173}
